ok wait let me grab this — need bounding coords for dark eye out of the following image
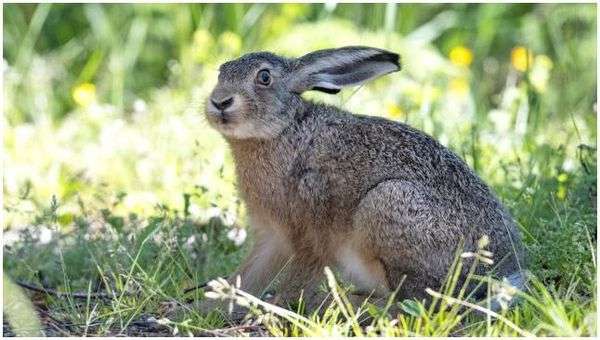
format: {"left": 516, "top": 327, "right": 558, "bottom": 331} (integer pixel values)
{"left": 256, "top": 69, "right": 271, "bottom": 86}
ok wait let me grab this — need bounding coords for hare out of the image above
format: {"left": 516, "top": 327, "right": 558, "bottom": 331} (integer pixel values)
{"left": 202, "top": 46, "right": 526, "bottom": 315}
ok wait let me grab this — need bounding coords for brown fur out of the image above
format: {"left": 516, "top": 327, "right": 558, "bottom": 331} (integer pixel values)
{"left": 199, "top": 47, "right": 526, "bottom": 315}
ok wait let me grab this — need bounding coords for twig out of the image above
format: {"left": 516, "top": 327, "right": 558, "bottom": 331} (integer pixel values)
{"left": 16, "top": 280, "right": 124, "bottom": 300}
{"left": 183, "top": 278, "right": 221, "bottom": 294}
{"left": 18, "top": 275, "right": 217, "bottom": 301}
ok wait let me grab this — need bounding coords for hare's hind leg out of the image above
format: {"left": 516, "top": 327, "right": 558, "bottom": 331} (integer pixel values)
{"left": 353, "top": 180, "right": 460, "bottom": 303}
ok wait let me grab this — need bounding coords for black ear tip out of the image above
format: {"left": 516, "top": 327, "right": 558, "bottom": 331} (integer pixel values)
{"left": 367, "top": 50, "right": 402, "bottom": 71}
{"left": 393, "top": 53, "right": 401, "bottom": 69}
{"left": 312, "top": 86, "right": 341, "bottom": 94}
{"left": 385, "top": 52, "right": 401, "bottom": 70}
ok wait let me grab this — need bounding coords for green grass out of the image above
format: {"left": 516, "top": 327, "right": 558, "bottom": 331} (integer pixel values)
{"left": 3, "top": 147, "right": 596, "bottom": 336}
{"left": 3, "top": 3, "right": 597, "bottom": 336}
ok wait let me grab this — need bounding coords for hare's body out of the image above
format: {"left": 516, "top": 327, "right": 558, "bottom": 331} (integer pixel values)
{"left": 202, "top": 46, "right": 525, "bottom": 314}
{"left": 228, "top": 101, "right": 523, "bottom": 302}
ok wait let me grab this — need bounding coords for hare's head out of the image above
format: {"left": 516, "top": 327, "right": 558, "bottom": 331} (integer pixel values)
{"left": 206, "top": 46, "right": 400, "bottom": 139}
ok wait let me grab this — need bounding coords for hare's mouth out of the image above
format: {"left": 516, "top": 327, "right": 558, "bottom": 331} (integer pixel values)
{"left": 210, "top": 112, "right": 242, "bottom": 128}
{"left": 206, "top": 107, "right": 236, "bottom": 124}
{"left": 205, "top": 110, "right": 244, "bottom": 136}
{"left": 216, "top": 112, "right": 231, "bottom": 124}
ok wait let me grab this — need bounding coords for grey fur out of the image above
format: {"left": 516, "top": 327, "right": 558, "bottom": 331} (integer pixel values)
{"left": 202, "top": 46, "right": 526, "bottom": 315}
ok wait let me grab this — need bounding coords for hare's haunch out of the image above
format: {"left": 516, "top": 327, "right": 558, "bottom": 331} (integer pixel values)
{"left": 203, "top": 46, "right": 526, "bottom": 314}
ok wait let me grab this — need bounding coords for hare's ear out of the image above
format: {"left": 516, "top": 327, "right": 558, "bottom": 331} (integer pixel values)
{"left": 289, "top": 46, "right": 400, "bottom": 94}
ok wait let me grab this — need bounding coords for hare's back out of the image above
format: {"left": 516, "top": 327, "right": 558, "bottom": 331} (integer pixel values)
{"left": 305, "top": 110, "right": 509, "bottom": 231}
{"left": 310, "top": 111, "right": 480, "bottom": 193}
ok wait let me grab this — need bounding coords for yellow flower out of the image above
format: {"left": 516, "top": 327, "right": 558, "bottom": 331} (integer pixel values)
{"left": 386, "top": 102, "right": 404, "bottom": 119}
{"left": 449, "top": 78, "right": 470, "bottom": 97}
{"left": 556, "top": 173, "right": 568, "bottom": 200}
{"left": 194, "top": 29, "right": 214, "bottom": 49}
{"left": 557, "top": 186, "right": 567, "bottom": 200}
{"left": 267, "top": 16, "right": 289, "bottom": 36}
{"left": 557, "top": 173, "right": 568, "bottom": 183}
{"left": 530, "top": 54, "right": 554, "bottom": 93}
{"left": 281, "top": 3, "right": 307, "bottom": 18}
{"left": 404, "top": 82, "right": 423, "bottom": 105}
{"left": 192, "top": 29, "right": 214, "bottom": 62}
{"left": 449, "top": 46, "right": 473, "bottom": 67}
{"left": 218, "top": 31, "right": 242, "bottom": 55}
{"left": 72, "top": 83, "right": 96, "bottom": 107}
{"left": 536, "top": 54, "right": 554, "bottom": 69}
{"left": 511, "top": 46, "right": 534, "bottom": 72}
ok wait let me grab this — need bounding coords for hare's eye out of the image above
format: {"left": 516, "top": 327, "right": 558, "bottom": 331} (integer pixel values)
{"left": 256, "top": 69, "right": 271, "bottom": 86}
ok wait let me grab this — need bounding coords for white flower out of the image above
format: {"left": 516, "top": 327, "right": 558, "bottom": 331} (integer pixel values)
{"left": 3, "top": 229, "right": 21, "bottom": 246}
{"left": 2, "top": 58, "right": 9, "bottom": 74}
{"left": 89, "top": 219, "right": 106, "bottom": 233}
{"left": 203, "top": 291, "right": 220, "bottom": 299}
{"left": 184, "top": 235, "right": 197, "bottom": 250}
{"left": 562, "top": 158, "right": 575, "bottom": 172}
{"left": 133, "top": 99, "right": 147, "bottom": 113}
{"left": 126, "top": 233, "right": 135, "bottom": 242}
{"left": 205, "top": 207, "right": 222, "bottom": 220}
{"left": 38, "top": 226, "right": 53, "bottom": 245}
{"left": 156, "top": 318, "right": 171, "bottom": 325}
{"left": 227, "top": 228, "right": 247, "bottom": 246}
{"left": 188, "top": 204, "right": 203, "bottom": 218}
{"left": 223, "top": 210, "right": 237, "bottom": 226}
{"left": 491, "top": 277, "right": 518, "bottom": 310}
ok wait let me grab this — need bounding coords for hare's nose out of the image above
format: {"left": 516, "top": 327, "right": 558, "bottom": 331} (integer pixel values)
{"left": 210, "top": 96, "right": 234, "bottom": 111}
